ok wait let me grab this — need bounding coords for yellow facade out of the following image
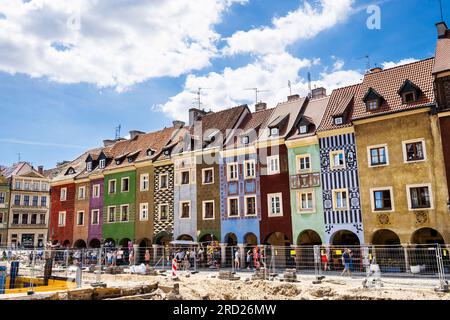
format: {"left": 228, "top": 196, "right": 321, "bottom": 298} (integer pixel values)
{"left": 354, "top": 110, "right": 450, "bottom": 244}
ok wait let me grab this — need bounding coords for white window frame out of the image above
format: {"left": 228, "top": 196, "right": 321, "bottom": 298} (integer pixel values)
{"left": 332, "top": 188, "right": 349, "bottom": 210}
{"left": 93, "top": 184, "right": 100, "bottom": 198}
{"left": 0, "top": 192, "right": 5, "bottom": 205}
{"left": 367, "top": 144, "right": 389, "bottom": 168}
{"left": 108, "top": 179, "right": 117, "bottom": 194}
{"left": 60, "top": 187, "right": 67, "bottom": 201}
{"left": 202, "top": 200, "right": 215, "bottom": 220}
{"left": 58, "top": 211, "right": 66, "bottom": 227}
{"left": 120, "top": 204, "right": 129, "bottom": 222}
{"left": 267, "top": 155, "right": 280, "bottom": 175}
{"left": 99, "top": 159, "right": 106, "bottom": 169}
{"left": 370, "top": 187, "right": 395, "bottom": 213}
{"left": 244, "top": 160, "right": 256, "bottom": 179}
{"left": 227, "top": 197, "right": 240, "bottom": 218}
{"left": 139, "top": 202, "right": 149, "bottom": 221}
{"left": 76, "top": 211, "right": 85, "bottom": 226}
{"left": 91, "top": 209, "right": 100, "bottom": 225}
{"left": 299, "top": 125, "right": 308, "bottom": 134}
{"left": 406, "top": 183, "right": 434, "bottom": 211}
{"left": 244, "top": 195, "right": 257, "bottom": 217}
{"left": 121, "top": 177, "right": 130, "bottom": 193}
{"left": 296, "top": 154, "right": 312, "bottom": 173}
{"left": 297, "top": 189, "right": 316, "bottom": 214}
{"left": 402, "top": 138, "right": 427, "bottom": 163}
{"left": 107, "top": 206, "right": 116, "bottom": 223}
{"left": 227, "top": 163, "right": 239, "bottom": 181}
{"left": 159, "top": 173, "right": 169, "bottom": 190}
{"left": 159, "top": 203, "right": 169, "bottom": 221}
{"left": 202, "top": 168, "right": 215, "bottom": 185}
{"left": 78, "top": 186, "right": 86, "bottom": 200}
{"left": 268, "top": 193, "right": 283, "bottom": 217}
{"left": 87, "top": 162, "right": 92, "bottom": 172}
{"left": 329, "top": 150, "right": 346, "bottom": 170}
{"left": 140, "top": 173, "right": 149, "bottom": 191}
{"left": 179, "top": 201, "right": 191, "bottom": 219}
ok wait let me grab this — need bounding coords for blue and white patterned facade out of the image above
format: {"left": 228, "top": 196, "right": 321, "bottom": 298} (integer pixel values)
{"left": 319, "top": 132, "right": 364, "bottom": 244}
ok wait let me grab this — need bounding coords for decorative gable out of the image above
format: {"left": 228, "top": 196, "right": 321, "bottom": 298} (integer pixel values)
{"left": 397, "top": 79, "right": 421, "bottom": 104}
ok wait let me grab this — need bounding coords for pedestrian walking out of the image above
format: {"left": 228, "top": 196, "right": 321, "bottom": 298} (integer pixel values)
{"left": 129, "top": 250, "right": 135, "bottom": 266}
{"left": 341, "top": 248, "right": 352, "bottom": 277}
{"left": 321, "top": 249, "right": 329, "bottom": 271}
{"left": 234, "top": 249, "right": 240, "bottom": 270}
{"left": 144, "top": 249, "right": 150, "bottom": 266}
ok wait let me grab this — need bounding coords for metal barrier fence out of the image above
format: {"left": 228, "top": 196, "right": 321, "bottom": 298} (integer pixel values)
{"left": 1, "top": 244, "right": 449, "bottom": 294}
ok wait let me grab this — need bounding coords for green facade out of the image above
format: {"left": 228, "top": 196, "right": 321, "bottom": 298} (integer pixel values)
{"left": 287, "top": 143, "right": 325, "bottom": 245}
{"left": 103, "top": 170, "right": 136, "bottom": 245}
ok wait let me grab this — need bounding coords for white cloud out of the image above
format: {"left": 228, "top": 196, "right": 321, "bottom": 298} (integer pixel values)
{"left": 381, "top": 58, "right": 418, "bottom": 69}
{"left": 223, "top": 0, "right": 354, "bottom": 55}
{"left": 0, "top": 0, "right": 246, "bottom": 91}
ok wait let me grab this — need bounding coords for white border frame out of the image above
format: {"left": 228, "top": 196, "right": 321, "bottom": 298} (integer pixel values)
{"left": 329, "top": 150, "right": 346, "bottom": 170}
{"left": 60, "top": 187, "right": 67, "bottom": 201}
{"left": 244, "top": 195, "right": 257, "bottom": 217}
{"left": 202, "top": 167, "right": 215, "bottom": 185}
{"left": 243, "top": 160, "right": 256, "bottom": 179}
{"left": 91, "top": 209, "right": 100, "bottom": 225}
{"left": 121, "top": 177, "right": 130, "bottom": 193}
{"left": 402, "top": 138, "right": 427, "bottom": 164}
{"left": 58, "top": 211, "right": 66, "bottom": 227}
{"left": 369, "top": 186, "right": 395, "bottom": 213}
{"left": 202, "top": 200, "right": 215, "bottom": 220}
{"left": 179, "top": 201, "right": 191, "bottom": 219}
{"left": 227, "top": 163, "right": 239, "bottom": 181}
{"left": 267, "top": 155, "right": 280, "bottom": 175}
{"left": 367, "top": 144, "right": 389, "bottom": 168}
{"left": 108, "top": 179, "right": 117, "bottom": 194}
{"left": 107, "top": 206, "right": 116, "bottom": 223}
{"left": 76, "top": 210, "right": 85, "bottom": 226}
{"left": 78, "top": 186, "right": 86, "bottom": 200}
{"left": 296, "top": 154, "right": 312, "bottom": 173}
{"left": 332, "top": 188, "right": 349, "bottom": 210}
{"left": 93, "top": 184, "right": 100, "bottom": 198}
{"left": 159, "top": 173, "right": 169, "bottom": 190}
{"left": 227, "top": 197, "right": 240, "bottom": 218}
{"left": 140, "top": 173, "right": 149, "bottom": 191}
{"left": 139, "top": 202, "right": 149, "bottom": 221}
{"left": 296, "top": 189, "right": 316, "bottom": 214}
{"left": 406, "top": 183, "right": 434, "bottom": 211}
{"left": 158, "top": 203, "right": 169, "bottom": 221}
{"left": 120, "top": 204, "right": 130, "bottom": 222}
{"left": 267, "top": 193, "right": 283, "bottom": 217}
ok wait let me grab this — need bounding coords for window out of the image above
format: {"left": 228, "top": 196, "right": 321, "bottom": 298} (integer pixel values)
{"left": 371, "top": 188, "right": 393, "bottom": 212}
{"left": 120, "top": 205, "right": 129, "bottom": 222}
{"left": 41, "top": 196, "right": 47, "bottom": 207}
{"left": 87, "top": 162, "right": 92, "bottom": 172}
{"left": 58, "top": 211, "right": 66, "bottom": 227}
{"left": 109, "top": 180, "right": 116, "bottom": 194}
{"left": 332, "top": 189, "right": 348, "bottom": 210}
{"left": 244, "top": 196, "right": 257, "bottom": 216}
{"left": 299, "top": 125, "right": 308, "bottom": 134}
{"left": 23, "top": 195, "right": 30, "bottom": 206}
{"left": 91, "top": 210, "right": 99, "bottom": 225}
{"left": 39, "top": 214, "right": 46, "bottom": 225}
{"left": 60, "top": 188, "right": 67, "bottom": 201}
{"left": 180, "top": 201, "right": 190, "bottom": 219}
{"left": 108, "top": 206, "right": 116, "bottom": 223}
{"left": 181, "top": 171, "right": 190, "bottom": 185}
{"left": 227, "top": 198, "right": 239, "bottom": 217}
{"left": 0, "top": 213, "right": 3, "bottom": 224}
{"left": 407, "top": 184, "right": 432, "bottom": 210}
{"left": 403, "top": 91, "right": 415, "bottom": 104}
{"left": 296, "top": 154, "right": 311, "bottom": 173}
{"left": 78, "top": 186, "right": 86, "bottom": 200}
{"left": 368, "top": 145, "right": 388, "bottom": 167}
{"left": 93, "top": 184, "right": 100, "bottom": 198}
{"left": 163, "top": 149, "right": 171, "bottom": 156}
{"left": 12, "top": 214, "right": 19, "bottom": 225}
{"left": 159, "top": 173, "right": 168, "bottom": 189}
{"left": 32, "top": 182, "right": 39, "bottom": 191}
{"left": 241, "top": 136, "right": 250, "bottom": 144}
{"left": 367, "top": 100, "right": 379, "bottom": 111}
{"left": 159, "top": 204, "right": 168, "bottom": 221}
{"left": 14, "top": 195, "right": 21, "bottom": 206}
{"left": 203, "top": 201, "right": 215, "bottom": 220}
{"left": 77, "top": 211, "right": 84, "bottom": 226}
{"left": 334, "top": 117, "right": 343, "bottom": 125}
{"left": 403, "top": 139, "right": 426, "bottom": 162}
{"left": 267, "top": 156, "right": 280, "bottom": 175}
{"left": 227, "top": 163, "right": 239, "bottom": 181}
{"left": 140, "top": 174, "right": 149, "bottom": 191}
{"left": 121, "top": 177, "right": 130, "bottom": 192}
{"left": 15, "top": 180, "right": 21, "bottom": 190}
{"left": 24, "top": 180, "right": 30, "bottom": 190}
{"left": 202, "top": 168, "right": 214, "bottom": 184}
{"left": 329, "top": 150, "right": 345, "bottom": 170}
{"left": 268, "top": 193, "right": 283, "bottom": 217}
{"left": 270, "top": 128, "right": 279, "bottom": 136}
{"left": 31, "top": 214, "right": 37, "bottom": 224}
{"left": 297, "top": 190, "right": 315, "bottom": 213}
{"left": 22, "top": 214, "right": 28, "bottom": 224}
{"left": 32, "top": 196, "right": 38, "bottom": 207}
{"left": 0, "top": 192, "right": 5, "bottom": 204}
{"left": 41, "top": 183, "right": 48, "bottom": 191}
{"left": 99, "top": 159, "right": 106, "bottom": 169}
{"left": 140, "top": 203, "right": 149, "bottom": 221}
{"left": 244, "top": 160, "right": 256, "bottom": 179}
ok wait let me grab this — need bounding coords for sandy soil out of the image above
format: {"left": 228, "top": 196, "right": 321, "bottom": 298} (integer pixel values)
{"left": 77, "top": 271, "right": 450, "bottom": 300}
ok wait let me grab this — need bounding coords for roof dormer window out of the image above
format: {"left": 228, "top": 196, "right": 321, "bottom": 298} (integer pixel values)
{"left": 87, "top": 162, "right": 92, "bottom": 172}
{"left": 127, "top": 157, "right": 134, "bottom": 163}
{"left": 270, "top": 127, "right": 279, "bottom": 136}
{"left": 334, "top": 117, "right": 343, "bottom": 125}
{"left": 299, "top": 125, "right": 308, "bottom": 134}
{"left": 398, "top": 80, "right": 420, "bottom": 104}
{"left": 147, "top": 149, "right": 155, "bottom": 157}
{"left": 116, "top": 160, "right": 121, "bottom": 165}
{"left": 363, "top": 87, "right": 384, "bottom": 112}
{"left": 164, "top": 149, "right": 171, "bottom": 156}
{"left": 241, "top": 136, "right": 249, "bottom": 145}
{"left": 367, "top": 100, "right": 379, "bottom": 111}
{"left": 402, "top": 91, "right": 416, "bottom": 104}
{"left": 99, "top": 159, "right": 106, "bottom": 169}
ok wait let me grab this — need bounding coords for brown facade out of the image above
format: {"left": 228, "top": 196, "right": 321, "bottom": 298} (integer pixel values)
{"left": 258, "top": 143, "right": 293, "bottom": 244}
{"left": 196, "top": 152, "right": 221, "bottom": 241}
{"left": 73, "top": 181, "right": 90, "bottom": 247}
{"left": 135, "top": 165, "right": 154, "bottom": 247}
{"left": 439, "top": 116, "right": 450, "bottom": 200}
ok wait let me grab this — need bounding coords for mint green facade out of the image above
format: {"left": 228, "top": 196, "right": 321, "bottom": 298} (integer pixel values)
{"left": 288, "top": 143, "right": 325, "bottom": 245}
{"left": 103, "top": 170, "right": 136, "bottom": 245}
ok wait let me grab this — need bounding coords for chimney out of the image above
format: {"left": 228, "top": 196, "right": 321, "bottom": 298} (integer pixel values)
{"left": 189, "top": 108, "right": 207, "bottom": 126}
{"left": 287, "top": 94, "right": 300, "bottom": 102}
{"left": 129, "top": 130, "right": 145, "bottom": 140}
{"left": 370, "top": 67, "right": 383, "bottom": 73}
{"left": 436, "top": 21, "right": 448, "bottom": 39}
{"left": 172, "top": 120, "right": 185, "bottom": 129}
{"left": 255, "top": 102, "right": 267, "bottom": 112}
{"left": 311, "top": 87, "right": 327, "bottom": 99}
{"left": 38, "top": 166, "right": 44, "bottom": 175}
{"left": 103, "top": 139, "right": 115, "bottom": 147}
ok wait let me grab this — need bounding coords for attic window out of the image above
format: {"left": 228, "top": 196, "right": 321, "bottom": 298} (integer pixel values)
{"left": 164, "top": 149, "right": 171, "bottom": 156}
{"left": 147, "top": 149, "right": 155, "bottom": 156}
{"left": 403, "top": 92, "right": 416, "bottom": 104}
{"left": 86, "top": 162, "right": 92, "bottom": 172}
{"left": 270, "top": 128, "right": 279, "bottom": 136}
{"left": 127, "top": 157, "right": 134, "bottom": 163}
{"left": 299, "top": 125, "right": 308, "bottom": 134}
{"left": 116, "top": 160, "right": 121, "bottom": 165}
{"left": 241, "top": 136, "right": 250, "bottom": 145}
{"left": 99, "top": 159, "right": 106, "bottom": 169}
{"left": 367, "top": 100, "right": 379, "bottom": 111}
{"left": 334, "top": 117, "right": 343, "bottom": 125}
{"left": 363, "top": 88, "right": 384, "bottom": 112}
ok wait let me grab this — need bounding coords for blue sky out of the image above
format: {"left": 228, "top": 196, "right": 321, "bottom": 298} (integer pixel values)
{"left": 0, "top": 0, "right": 447, "bottom": 169}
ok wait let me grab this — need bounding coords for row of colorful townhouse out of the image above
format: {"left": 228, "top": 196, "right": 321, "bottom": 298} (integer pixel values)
{"left": 46, "top": 22, "right": 450, "bottom": 250}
